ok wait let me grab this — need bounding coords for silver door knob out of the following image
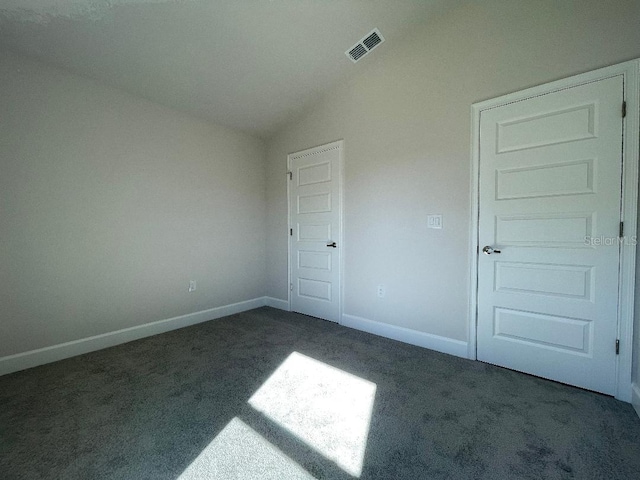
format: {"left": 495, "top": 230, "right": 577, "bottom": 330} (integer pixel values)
{"left": 482, "top": 245, "right": 501, "bottom": 255}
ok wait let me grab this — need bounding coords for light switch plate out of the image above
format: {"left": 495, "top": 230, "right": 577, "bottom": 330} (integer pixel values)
{"left": 427, "top": 214, "right": 442, "bottom": 229}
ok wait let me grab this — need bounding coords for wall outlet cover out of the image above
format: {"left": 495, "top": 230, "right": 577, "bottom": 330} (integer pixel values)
{"left": 427, "top": 214, "right": 442, "bottom": 229}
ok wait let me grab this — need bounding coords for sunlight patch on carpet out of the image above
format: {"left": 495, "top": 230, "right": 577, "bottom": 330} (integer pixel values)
{"left": 248, "top": 351, "right": 377, "bottom": 477}
{"left": 178, "top": 417, "right": 313, "bottom": 480}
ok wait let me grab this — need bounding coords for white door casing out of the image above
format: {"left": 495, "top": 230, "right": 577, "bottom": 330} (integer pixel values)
{"left": 470, "top": 60, "right": 640, "bottom": 402}
{"left": 288, "top": 141, "right": 343, "bottom": 322}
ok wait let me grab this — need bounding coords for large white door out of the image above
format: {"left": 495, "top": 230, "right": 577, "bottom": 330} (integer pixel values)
{"left": 289, "top": 141, "right": 342, "bottom": 322}
{"left": 477, "top": 76, "right": 624, "bottom": 395}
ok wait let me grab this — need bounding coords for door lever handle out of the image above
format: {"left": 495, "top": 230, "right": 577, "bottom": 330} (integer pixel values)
{"left": 326, "top": 242, "right": 337, "bottom": 248}
{"left": 482, "top": 245, "right": 501, "bottom": 255}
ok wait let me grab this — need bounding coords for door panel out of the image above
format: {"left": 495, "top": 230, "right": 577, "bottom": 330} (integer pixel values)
{"left": 289, "top": 142, "right": 341, "bottom": 322}
{"left": 477, "top": 76, "right": 624, "bottom": 395}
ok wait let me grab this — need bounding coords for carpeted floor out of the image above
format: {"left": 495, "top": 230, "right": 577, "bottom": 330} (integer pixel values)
{"left": 1, "top": 307, "right": 639, "bottom": 479}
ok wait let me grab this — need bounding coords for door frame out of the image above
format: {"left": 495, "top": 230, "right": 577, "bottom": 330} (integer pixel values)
{"left": 287, "top": 139, "right": 345, "bottom": 323}
{"left": 469, "top": 59, "right": 640, "bottom": 402}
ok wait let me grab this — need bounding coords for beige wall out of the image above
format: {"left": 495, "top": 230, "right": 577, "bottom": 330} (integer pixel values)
{"left": 266, "top": 0, "right": 640, "bottom": 343}
{"left": 0, "top": 51, "right": 266, "bottom": 357}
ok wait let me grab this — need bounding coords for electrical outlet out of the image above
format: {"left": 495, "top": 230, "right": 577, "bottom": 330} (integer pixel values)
{"left": 427, "top": 214, "right": 443, "bottom": 229}
{"left": 377, "top": 284, "right": 385, "bottom": 298}
{"left": 189, "top": 280, "right": 196, "bottom": 293}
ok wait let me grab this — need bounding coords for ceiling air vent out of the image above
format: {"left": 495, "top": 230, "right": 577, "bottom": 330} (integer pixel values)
{"left": 345, "top": 28, "right": 385, "bottom": 63}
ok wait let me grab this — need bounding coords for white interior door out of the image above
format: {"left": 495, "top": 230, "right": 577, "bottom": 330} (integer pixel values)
{"left": 289, "top": 141, "right": 342, "bottom": 322}
{"left": 477, "top": 76, "right": 624, "bottom": 395}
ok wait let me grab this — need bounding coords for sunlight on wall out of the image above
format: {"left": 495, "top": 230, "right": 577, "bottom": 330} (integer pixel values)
{"left": 248, "top": 351, "right": 377, "bottom": 477}
{"left": 178, "top": 417, "right": 314, "bottom": 480}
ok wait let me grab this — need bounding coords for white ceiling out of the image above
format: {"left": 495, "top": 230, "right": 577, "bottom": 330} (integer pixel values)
{"left": 0, "top": 0, "right": 457, "bottom": 138}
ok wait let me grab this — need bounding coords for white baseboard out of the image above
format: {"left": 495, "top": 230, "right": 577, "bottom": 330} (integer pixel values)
{"left": 341, "top": 314, "right": 468, "bottom": 359}
{"left": 264, "top": 297, "right": 290, "bottom": 311}
{"left": 0, "top": 297, "right": 266, "bottom": 377}
{"left": 633, "top": 382, "right": 640, "bottom": 419}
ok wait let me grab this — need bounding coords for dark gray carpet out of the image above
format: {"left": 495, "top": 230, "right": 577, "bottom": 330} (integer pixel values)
{"left": 1, "top": 307, "right": 639, "bottom": 479}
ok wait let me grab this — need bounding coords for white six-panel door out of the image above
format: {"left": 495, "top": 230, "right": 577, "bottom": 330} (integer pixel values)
{"left": 477, "top": 76, "right": 624, "bottom": 395}
{"left": 288, "top": 141, "right": 342, "bottom": 322}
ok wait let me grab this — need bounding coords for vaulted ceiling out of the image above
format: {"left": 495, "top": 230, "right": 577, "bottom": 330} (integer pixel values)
{"left": 0, "top": 0, "right": 459, "bottom": 138}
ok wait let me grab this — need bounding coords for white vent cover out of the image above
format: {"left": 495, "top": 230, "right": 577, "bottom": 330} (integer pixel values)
{"left": 345, "top": 28, "right": 385, "bottom": 63}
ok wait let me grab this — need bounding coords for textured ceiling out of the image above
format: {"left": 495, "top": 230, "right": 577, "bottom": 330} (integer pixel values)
{"left": 0, "top": 0, "right": 457, "bottom": 138}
